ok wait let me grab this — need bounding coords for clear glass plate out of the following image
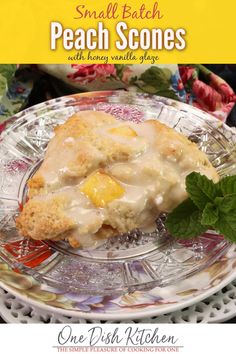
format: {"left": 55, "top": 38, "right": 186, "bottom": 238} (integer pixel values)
{"left": 0, "top": 91, "right": 235, "bottom": 296}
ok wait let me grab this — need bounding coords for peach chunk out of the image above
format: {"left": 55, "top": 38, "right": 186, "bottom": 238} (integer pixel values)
{"left": 80, "top": 170, "right": 124, "bottom": 207}
{"left": 109, "top": 126, "right": 137, "bottom": 138}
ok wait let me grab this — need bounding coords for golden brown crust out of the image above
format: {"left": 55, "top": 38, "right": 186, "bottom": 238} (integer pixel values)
{"left": 28, "top": 111, "right": 146, "bottom": 197}
{"left": 27, "top": 176, "right": 45, "bottom": 198}
{"left": 16, "top": 195, "right": 76, "bottom": 240}
{"left": 145, "top": 120, "right": 219, "bottom": 182}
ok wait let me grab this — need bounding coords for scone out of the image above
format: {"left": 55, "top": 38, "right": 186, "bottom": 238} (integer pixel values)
{"left": 16, "top": 110, "right": 219, "bottom": 248}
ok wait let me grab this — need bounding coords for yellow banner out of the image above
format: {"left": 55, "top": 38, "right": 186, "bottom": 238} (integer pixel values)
{"left": 0, "top": 0, "right": 235, "bottom": 63}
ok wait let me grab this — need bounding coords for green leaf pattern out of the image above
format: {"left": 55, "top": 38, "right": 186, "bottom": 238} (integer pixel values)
{"left": 129, "top": 66, "right": 179, "bottom": 99}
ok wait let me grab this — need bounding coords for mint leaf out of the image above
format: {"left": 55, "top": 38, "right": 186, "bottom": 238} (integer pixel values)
{"left": 201, "top": 203, "right": 218, "bottom": 226}
{"left": 215, "top": 194, "right": 236, "bottom": 214}
{"left": 223, "top": 212, "right": 236, "bottom": 230}
{"left": 186, "top": 172, "right": 217, "bottom": 209}
{"left": 215, "top": 212, "right": 236, "bottom": 242}
{"left": 218, "top": 175, "right": 236, "bottom": 196}
{"left": 166, "top": 198, "right": 208, "bottom": 238}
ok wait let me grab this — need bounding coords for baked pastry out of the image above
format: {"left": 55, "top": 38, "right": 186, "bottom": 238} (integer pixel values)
{"left": 16, "top": 110, "right": 219, "bottom": 248}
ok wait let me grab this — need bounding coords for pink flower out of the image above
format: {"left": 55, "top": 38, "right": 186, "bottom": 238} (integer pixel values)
{"left": 192, "top": 79, "right": 223, "bottom": 112}
{"left": 121, "top": 67, "right": 133, "bottom": 84}
{"left": 210, "top": 73, "right": 236, "bottom": 103}
{"left": 0, "top": 122, "right": 6, "bottom": 134}
{"left": 179, "top": 66, "right": 195, "bottom": 84}
{"left": 68, "top": 65, "right": 116, "bottom": 84}
{"left": 177, "top": 79, "right": 184, "bottom": 91}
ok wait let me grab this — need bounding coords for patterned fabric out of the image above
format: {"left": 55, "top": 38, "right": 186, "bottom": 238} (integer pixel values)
{"left": 39, "top": 64, "right": 185, "bottom": 101}
{"left": 0, "top": 64, "right": 235, "bottom": 124}
{"left": 0, "top": 65, "right": 32, "bottom": 122}
{"left": 179, "top": 65, "right": 236, "bottom": 121}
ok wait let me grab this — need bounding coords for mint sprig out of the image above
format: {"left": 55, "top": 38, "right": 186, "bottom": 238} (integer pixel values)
{"left": 165, "top": 198, "right": 208, "bottom": 238}
{"left": 166, "top": 172, "right": 236, "bottom": 242}
{"left": 201, "top": 202, "right": 218, "bottom": 226}
{"left": 218, "top": 175, "right": 236, "bottom": 196}
{"left": 186, "top": 172, "right": 218, "bottom": 209}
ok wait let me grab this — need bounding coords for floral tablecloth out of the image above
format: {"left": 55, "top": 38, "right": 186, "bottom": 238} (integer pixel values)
{"left": 0, "top": 64, "right": 235, "bottom": 126}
